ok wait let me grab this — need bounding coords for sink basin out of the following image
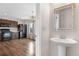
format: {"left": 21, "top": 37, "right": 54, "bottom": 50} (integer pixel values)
{"left": 50, "top": 38, "right": 78, "bottom": 56}
{"left": 50, "top": 38, "right": 77, "bottom": 47}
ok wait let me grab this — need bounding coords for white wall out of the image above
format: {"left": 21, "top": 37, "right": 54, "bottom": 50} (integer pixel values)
{"left": 35, "top": 3, "right": 50, "bottom": 56}
{"left": 50, "top": 3, "right": 79, "bottom": 56}
{"left": 40, "top": 3, "right": 50, "bottom": 56}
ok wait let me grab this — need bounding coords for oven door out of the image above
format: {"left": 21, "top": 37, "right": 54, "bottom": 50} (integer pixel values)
{"left": 1, "top": 31, "right": 12, "bottom": 41}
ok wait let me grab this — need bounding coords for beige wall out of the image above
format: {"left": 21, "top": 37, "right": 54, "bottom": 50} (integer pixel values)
{"left": 35, "top": 3, "right": 50, "bottom": 56}
{"left": 50, "top": 3, "right": 79, "bottom": 56}
{"left": 40, "top": 4, "right": 50, "bottom": 56}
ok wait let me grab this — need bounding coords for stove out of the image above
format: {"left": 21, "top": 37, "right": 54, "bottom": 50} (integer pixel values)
{"left": 1, "top": 29, "right": 12, "bottom": 41}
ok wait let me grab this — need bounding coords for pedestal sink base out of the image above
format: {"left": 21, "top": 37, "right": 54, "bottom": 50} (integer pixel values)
{"left": 50, "top": 38, "right": 78, "bottom": 56}
{"left": 58, "top": 45, "right": 66, "bottom": 56}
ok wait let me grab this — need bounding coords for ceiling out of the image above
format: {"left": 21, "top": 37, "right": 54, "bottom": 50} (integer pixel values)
{"left": 0, "top": 3, "right": 36, "bottom": 20}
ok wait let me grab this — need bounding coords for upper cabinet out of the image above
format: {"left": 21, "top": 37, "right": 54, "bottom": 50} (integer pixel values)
{"left": 0, "top": 19, "right": 18, "bottom": 27}
{"left": 54, "top": 4, "right": 75, "bottom": 30}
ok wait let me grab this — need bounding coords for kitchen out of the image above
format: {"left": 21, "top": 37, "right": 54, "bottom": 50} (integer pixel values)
{"left": 0, "top": 3, "right": 36, "bottom": 56}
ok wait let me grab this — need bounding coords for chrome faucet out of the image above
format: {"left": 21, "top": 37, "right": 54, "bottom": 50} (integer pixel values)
{"left": 60, "top": 35, "right": 66, "bottom": 39}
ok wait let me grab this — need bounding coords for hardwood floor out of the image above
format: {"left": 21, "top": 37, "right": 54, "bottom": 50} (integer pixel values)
{"left": 0, "top": 39, "right": 35, "bottom": 56}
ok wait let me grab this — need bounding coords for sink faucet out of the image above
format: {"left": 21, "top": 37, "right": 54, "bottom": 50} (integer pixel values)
{"left": 60, "top": 35, "right": 66, "bottom": 39}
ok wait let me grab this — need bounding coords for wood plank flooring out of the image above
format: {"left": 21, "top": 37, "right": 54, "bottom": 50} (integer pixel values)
{"left": 0, "top": 39, "right": 35, "bottom": 56}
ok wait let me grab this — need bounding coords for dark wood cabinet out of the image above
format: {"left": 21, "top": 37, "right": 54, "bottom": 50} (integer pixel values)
{"left": 0, "top": 19, "right": 18, "bottom": 27}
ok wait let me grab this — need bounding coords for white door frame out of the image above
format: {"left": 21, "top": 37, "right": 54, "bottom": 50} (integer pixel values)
{"left": 35, "top": 3, "right": 42, "bottom": 56}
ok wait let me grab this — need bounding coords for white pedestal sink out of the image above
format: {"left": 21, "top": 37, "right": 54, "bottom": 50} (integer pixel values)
{"left": 50, "top": 38, "right": 78, "bottom": 56}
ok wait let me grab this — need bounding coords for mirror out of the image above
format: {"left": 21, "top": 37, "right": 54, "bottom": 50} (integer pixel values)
{"left": 54, "top": 4, "right": 75, "bottom": 30}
